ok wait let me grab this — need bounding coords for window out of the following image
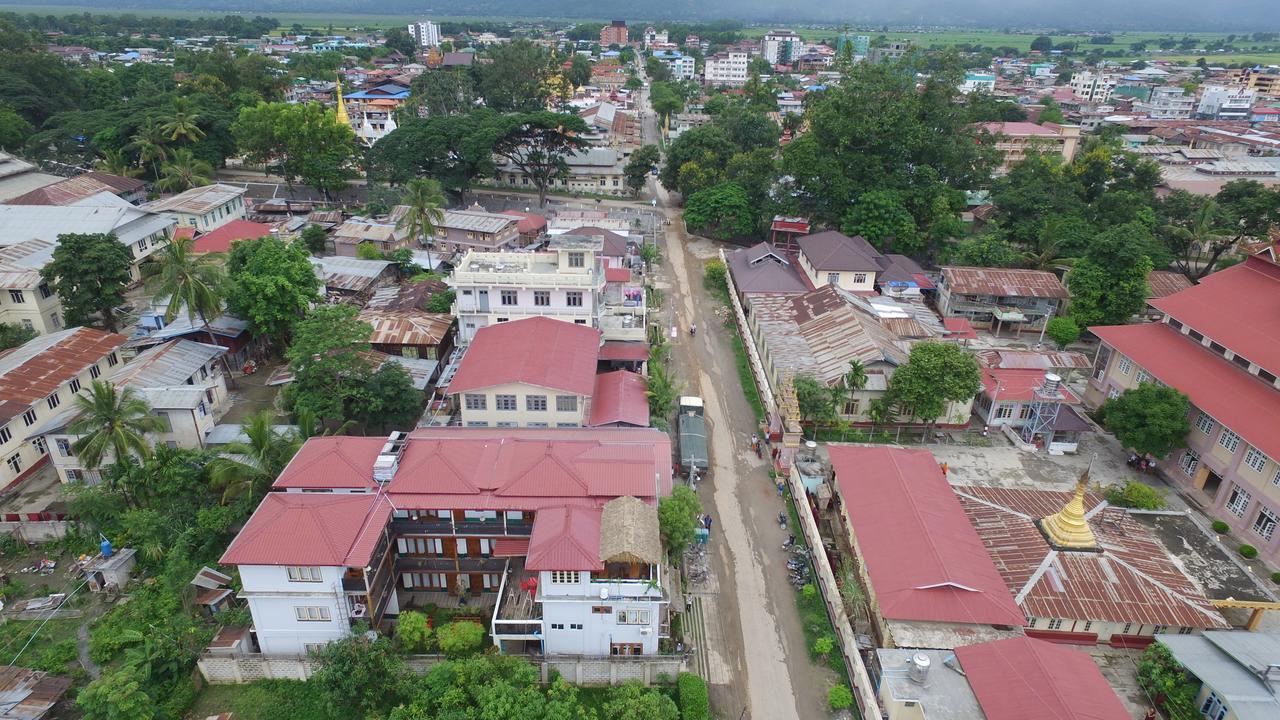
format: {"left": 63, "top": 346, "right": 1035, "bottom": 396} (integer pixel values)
{"left": 402, "top": 572, "right": 447, "bottom": 589}
{"left": 1178, "top": 627, "right": 1193, "bottom": 635}
{"left": 528, "top": 422, "right": 548, "bottom": 428}
{"left": 550, "top": 623, "right": 564, "bottom": 630}
{"left": 500, "top": 289, "right": 518, "bottom": 306}
{"left": 7, "top": 290, "right": 23, "bottom": 304}
{"left": 107, "top": 353, "right": 118, "bottom": 367}
{"left": 995, "top": 403, "right": 1014, "bottom": 420}
{"left": 556, "top": 395, "right": 577, "bottom": 412}
{"left": 1231, "top": 353, "right": 1252, "bottom": 370}
{"left": 1168, "top": 318, "right": 1183, "bottom": 331}
{"left": 1188, "top": 329, "right": 1204, "bottom": 342}
{"left": 1219, "top": 429, "right": 1241, "bottom": 454}
{"left": 1260, "top": 369, "right": 1278, "bottom": 384}
{"left": 616, "top": 608, "right": 651, "bottom": 625}
{"left": 568, "top": 252, "right": 585, "bottom": 268}
{"left": 466, "top": 421, "right": 489, "bottom": 427}
{"left": 825, "top": 273, "right": 840, "bottom": 285}
{"left": 456, "top": 538, "right": 468, "bottom": 556}
{"left": 89, "top": 365, "right": 100, "bottom": 379}
{"left": 30, "top": 437, "right": 46, "bottom": 455}
{"left": 0, "top": 426, "right": 10, "bottom": 444}
{"left": 197, "top": 401, "right": 207, "bottom": 417}
{"left": 1135, "top": 369, "right": 1152, "bottom": 384}
{"left": 1046, "top": 618, "right": 1064, "bottom": 630}
{"left": 136, "top": 238, "right": 148, "bottom": 252}
{"left": 1274, "top": 468, "right": 1280, "bottom": 488}
{"left": 611, "top": 643, "right": 643, "bottom": 656}
{"left": 853, "top": 273, "right": 868, "bottom": 283}
{"left": 38, "top": 283, "right": 52, "bottom": 299}
{"left": 464, "top": 394, "right": 487, "bottom": 410}
{"left": 1019, "top": 404, "right": 1034, "bottom": 420}
{"left": 842, "top": 399, "right": 860, "bottom": 416}
{"left": 1195, "top": 412, "right": 1215, "bottom": 435}
{"left": 1245, "top": 447, "right": 1269, "bottom": 473}
{"left": 1107, "top": 388, "right": 1120, "bottom": 400}
{"left": 1117, "top": 356, "right": 1133, "bottom": 375}
{"left": 495, "top": 394, "right": 517, "bottom": 411}
{"left": 570, "top": 623, "right": 583, "bottom": 630}
{"left": 1082, "top": 621, "right": 1093, "bottom": 632}
{"left": 566, "top": 291, "right": 583, "bottom": 307}
{"left": 1154, "top": 626, "right": 1167, "bottom": 635}
{"left": 592, "top": 606, "right": 612, "bottom": 614}
{"left": 303, "top": 643, "right": 327, "bottom": 654}
{"left": 534, "top": 290, "right": 550, "bottom": 306}
{"left": 1178, "top": 450, "right": 1199, "bottom": 477}
{"left": 287, "top": 567, "right": 323, "bottom": 582}
{"left": 293, "top": 606, "right": 331, "bottom": 622}
{"left": 550, "top": 571, "right": 580, "bottom": 584}
{"left": 65, "top": 469, "right": 81, "bottom": 483}
{"left": 526, "top": 395, "right": 547, "bottom": 411}
{"left": 1253, "top": 507, "right": 1279, "bottom": 541}
{"left": 1226, "top": 485, "right": 1252, "bottom": 518}
{"left": 20, "top": 320, "right": 31, "bottom": 331}
{"left": 6, "top": 454, "right": 21, "bottom": 475}
{"left": 69, "top": 378, "right": 81, "bottom": 394}
{"left": 1210, "top": 341, "right": 1227, "bottom": 355}
{"left": 46, "top": 394, "right": 60, "bottom": 410}
{"left": 22, "top": 409, "right": 37, "bottom": 427}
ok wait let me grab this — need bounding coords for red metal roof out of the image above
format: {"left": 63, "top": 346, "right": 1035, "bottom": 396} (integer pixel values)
{"left": 0, "top": 328, "right": 127, "bottom": 420}
{"left": 587, "top": 370, "right": 649, "bottom": 427}
{"left": 191, "top": 219, "right": 272, "bottom": 254}
{"left": 491, "top": 537, "right": 530, "bottom": 557}
{"left": 829, "top": 446, "right": 1025, "bottom": 627}
{"left": 219, "top": 492, "right": 392, "bottom": 567}
{"left": 598, "top": 341, "right": 649, "bottom": 362}
{"left": 956, "top": 486, "right": 1228, "bottom": 630}
{"left": 447, "top": 317, "right": 600, "bottom": 396}
{"left": 979, "top": 121, "right": 1062, "bottom": 136}
{"left": 604, "top": 266, "right": 631, "bottom": 283}
{"left": 1091, "top": 321, "right": 1280, "bottom": 463}
{"left": 956, "top": 637, "right": 1131, "bottom": 720}
{"left": 1149, "top": 256, "right": 1280, "bottom": 377}
{"left": 526, "top": 506, "right": 603, "bottom": 571}
{"left": 942, "top": 317, "right": 978, "bottom": 340}
{"left": 172, "top": 226, "right": 196, "bottom": 242}
{"left": 770, "top": 216, "right": 811, "bottom": 234}
{"left": 499, "top": 210, "right": 547, "bottom": 236}
{"left": 980, "top": 367, "right": 1078, "bottom": 403}
{"left": 272, "top": 428, "right": 673, "bottom": 508}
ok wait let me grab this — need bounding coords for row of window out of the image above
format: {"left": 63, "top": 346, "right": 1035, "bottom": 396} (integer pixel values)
{"left": 466, "top": 421, "right": 579, "bottom": 428}
{"left": 1223, "top": 484, "right": 1280, "bottom": 541}
{"left": 396, "top": 537, "right": 498, "bottom": 557}
{"left": 400, "top": 572, "right": 502, "bottom": 590}
{"left": 1193, "top": 411, "right": 1275, "bottom": 475}
{"left": 1029, "top": 617, "right": 1195, "bottom": 635}
{"left": 5, "top": 284, "right": 54, "bottom": 304}
{"left": 485, "top": 289, "right": 586, "bottom": 307}
{"left": 1170, "top": 319, "right": 1280, "bottom": 386}
{"left": 508, "top": 176, "right": 622, "bottom": 189}
{"left": 464, "top": 394, "right": 578, "bottom": 412}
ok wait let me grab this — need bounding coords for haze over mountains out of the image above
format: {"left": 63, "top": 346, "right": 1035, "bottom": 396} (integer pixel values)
{"left": 8, "top": 0, "right": 1278, "bottom": 32}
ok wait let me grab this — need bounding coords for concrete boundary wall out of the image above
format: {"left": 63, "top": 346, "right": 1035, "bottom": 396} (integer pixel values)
{"left": 718, "top": 248, "right": 777, "bottom": 418}
{"left": 198, "top": 652, "right": 681, "bottom": 687}
{"left": 0, "top": 521, "right": 69, "bottom": 542}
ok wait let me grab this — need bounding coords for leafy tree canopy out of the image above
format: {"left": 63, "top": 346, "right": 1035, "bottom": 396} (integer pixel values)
{"left": 40, "top": 232, "right": 134, "bottom": 332}
{"left": 1098, "top": 383, "right": 1191, "bottom": 458}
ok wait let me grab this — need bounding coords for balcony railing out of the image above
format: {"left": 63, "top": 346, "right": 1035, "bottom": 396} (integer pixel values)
{"left": 394, "top": 556, "right": 507, "bottom": 573}
{"left": 342, "top": 577, "right": 366, "bottom": 593}
{"left": 390, "top": 518, "right": 534, "bottom": 536}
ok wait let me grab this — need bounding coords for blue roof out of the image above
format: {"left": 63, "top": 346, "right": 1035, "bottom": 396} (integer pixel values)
{"left": 652, "top": 50, "right": 683, "bottom": 59}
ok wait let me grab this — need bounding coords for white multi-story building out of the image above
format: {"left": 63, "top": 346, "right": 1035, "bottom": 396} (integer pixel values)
{"left": 0, "top": 241, "right": 63, "bottom": 335}
{"left": 143, "top": 184, "right": 247, "bottom": 233}
{"left": 407, "top": 21, "right": 441, "bottom": 47}
{"left": 762, "top": 29, "right": 803, "bottom": 66}
{"left": 959, "top": 71, "right": 997, "bottom": 94}
{"left": 219, "top": 428, "right": 672, "bottom": 657}
{"left": 704, "top": 51, "right": 750, "bottom": 87}
{"left": 1135, "top": 86, "right": 1195, "bottom": 120}
{"left": 0, "top": 327, "right": 128, "bottom": 488}
{"left": 642, "top": 27, "right": 668, "bottom": 49}
{"left": 652, "top": 51, "right": 696, "bottom": 80}
{"left": 1197, "top": 85, "right": 1258, "bottom": 120}
{"left": 39, "top": 339, "right": 229, "bottom": 484}
{"left": 451, "top": 234, "right": 645, "bottom": 344}
{"left": 1069, "top": 71, "right": 1118, "bottom": 104}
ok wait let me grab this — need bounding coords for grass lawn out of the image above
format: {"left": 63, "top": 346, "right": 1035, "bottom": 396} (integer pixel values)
{"left": 189, "top": 680, "right": 332, "bottom": 720}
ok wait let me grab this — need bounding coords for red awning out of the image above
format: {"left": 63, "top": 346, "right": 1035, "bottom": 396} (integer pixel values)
{"left": 911, "top": 272, "right": 936, "bottom": 290}
{"left": 599, "top": 341, "right": 649, "bottom": 362}
{"left": 492, "top": 538, "right": 530, "bottom": 557}
{"left": 943, "top": 317, "right": 978, "bottom": 340}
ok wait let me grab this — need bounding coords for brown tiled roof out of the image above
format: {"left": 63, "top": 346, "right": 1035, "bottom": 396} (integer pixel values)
{"left": 942, "top": 267, "right": 1068, "bottom": 299}
{"left": 955, "top": 486, "right": 1228, "bottom": 630}
{"left": 358, "top": 308, "right": 453, "bottom": 346}
{"left": 1147, "top": 270, "right": 1193, "bottom": 299}
{"left": 797, "top": 230, "right": 883, "bottom": 272}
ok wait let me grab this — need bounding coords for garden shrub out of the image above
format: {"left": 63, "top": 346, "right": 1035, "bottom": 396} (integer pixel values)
{"left": 1211, "top": 520, "right": 1229, "bottom": 533}
{"left": 828, "top": 684, "right": 853, "bottom": 711}
{"left": 1239, "top": 544, "right": 1258, "bottom": 559}
{"left": 677, "top": 672, "right": 709, "bottom": 720}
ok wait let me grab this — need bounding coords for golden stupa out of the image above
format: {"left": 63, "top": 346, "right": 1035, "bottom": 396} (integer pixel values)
{"left": 1038, "top": 465, "right": 1098, "bottom": 550}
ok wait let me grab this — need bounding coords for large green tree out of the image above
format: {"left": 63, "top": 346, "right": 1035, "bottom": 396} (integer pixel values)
{"left": 885, "top": 342, "right": 982, "bottom": 426}
{"left": 310, "top": 633, "right": 411, "bottom": 718}
{"left": 232, "top": 101, "right": 358, "bottom": 196}
{"left": 1098, "top": 383, "right": 1191, "bottom": 458}
{"left": 1065, "top": 223, "right": 1154, "bottom": 327}
{"left": 353, "top": 363, "right": 423, "bottom": 433}
{"left": 658, "top": 485, "right": 703, "bottom": 557}
{"left": 225, "top": 235, "right": 320, "bottom": 342}
{"left": 40, "top": 232, "right": 134, "bottom": 332}
{"left": 684, "top": 182, "right": 753, "bottom": 240}
{"left": 475, "top": 40, "right": 553, "bottom": 112}
{"left": 489, "top": 111, "right": 590, "bottom": 207}
{"left": 659, "top": 124, "right": 736, "bottom": 197}
{"left": 842, "top": 190, "right": 921, "bottom": 254}
{"left": 624, "top": 144, "right": 661, "bottom": 195}
{"left": 366, "top": 111, "right": 499, "bottom": 198}
{"left": 406, "top": 68, "right": 476, "bottom": 119}
{"left": 284, "top": 305, "right": 374, "bottom": 427}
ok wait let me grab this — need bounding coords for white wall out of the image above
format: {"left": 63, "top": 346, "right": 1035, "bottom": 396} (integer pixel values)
{"left": 457, "top": 382, "right": 586, "bottom": 428}
{"left": 0, "top": 283, "right": 64, "bottom": 335}
{"left": 239, "top": 564, "right": 352, "bottom": 656}
{"left": 797, "top": 252, "right": 876, "bottom": 293}
{"left": 538, "top": 570, "right": 663, "bottom": 655}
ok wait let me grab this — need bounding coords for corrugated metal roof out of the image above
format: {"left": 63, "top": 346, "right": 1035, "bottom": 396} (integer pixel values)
{"left": 143, "top": 183, "right": 245, "bottom": 215}
{"left": 359, "top": 309, "right": 452, "bottom": 346}
{"left": 956, "top": 486, "right": 1229, "bottom": 630}
{"left": 440, "top": 209, "right": 518, "bottom": 234}
{"left": 830, "top": 446, "right": 1027, "bottom": 627}
{"left": 0, "top": 666, "right": 71, "bottom": 720}
{"left": 797, "top": 230, "right": 884, "bottom": 272}
{"left": 310, "top": 256, "right": 394, "bottom": 292}
{"left": 587, "top": 370, "right": 649, "bottom": 427}
{"left": 0, "top": 239, "right": 54, "bottom": 289}
{"left": 138, "top": 386, "right": 206, "bottom": 409}
{"left": 976, "top": 349, "right": 1092, "bottom": 370}
{"left": 956, "top": 638, "right": 1131, "bottom": 720}
{"left": 1147, "top": 270, "right": 1193, "bottom": 298}
{"left": 1160, "top": 633, "right": 1280, "bottom": 720}
{"left": 942, "top": 266, "right": 1069, "bottom": 299}
{"left": 219, "top": 492, "right": 393, "bottom": 567}
{"left": 112, "top": 339, "right": 224, "bottom": 388}
{"left": 0, "top": 328, "right": 127, "bottom": 420}
{"left": 2, "top": 172, "right": 140, "bottom": 206}
{"left": 526, "top": 506, "right": 602, "bottom": 571}
{"left": 448, "top": 317, "right": 599, "bottom": 396}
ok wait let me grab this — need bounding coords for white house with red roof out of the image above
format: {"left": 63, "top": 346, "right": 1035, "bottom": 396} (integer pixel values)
{"left": 1085, "top": 255, "right": 1280, "bottom": 565}
{"left": 219, "top": 427, "right": 671, "bottom": 657}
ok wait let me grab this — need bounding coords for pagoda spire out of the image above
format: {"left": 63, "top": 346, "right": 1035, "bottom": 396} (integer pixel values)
{"left": 1038, "top": 461, "right": 1097, "bottom": 550}
{"left": 335, "top": 75, "right": 351, "bottom": 128}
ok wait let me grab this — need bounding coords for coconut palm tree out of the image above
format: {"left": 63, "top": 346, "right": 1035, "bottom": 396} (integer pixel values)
{"left": 145, "top": 232, "right": 227, "bottom": 365}
{"left": 160, "top": 97, "right": 205, "bottom": 143}
{"left": 68, "top": 381, "right": 166, "bottom": 472}
{"left": 208, "top": 411, "right": 303, "bottom": 504}
{"left": 832, "top": 359, "right": 868, "bottom": 418}
{"left": 94, "top": 149, "right": 141, "bottom": 178}
{"left": 395, "top": 178, "right": 447, "bottom": 271}
{"left": 155, "top": 149, "right": 213, "bottom": 193}
{"left": 1161, "top": 198, "right": 1230, "bottom": 279}
{"left": 129, "top": 118, "right": 169, "bottom": 180}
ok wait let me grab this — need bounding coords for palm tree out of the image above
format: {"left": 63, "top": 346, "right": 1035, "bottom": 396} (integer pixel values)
{"left": 1161, "top": 198, "right": 1230, "bottom": 279}
{"left": 395, "top": 178, "right": 447, "bottom": 271}
{"left": 68, "top": 381, "right": 166, "bottom": 472}
{"left": 155, "top": 149, "right": 214, "bottom": 193}
{"left": 208, "top": 410, "right": 304, "bottom": 504}
{"left": 160, "top": 97, "right": 206, "bottom": 143}
{"left": 145, "top": 232, "right": 228, "bottom": 367}
{"left": 94, "top": 149, "right": 141, "bottom": 178}
{"left": 128, "top": 118, "right": 169, "bottom": 180}
{"left": 833, "top": 360, "right": 868, "bottom": 418}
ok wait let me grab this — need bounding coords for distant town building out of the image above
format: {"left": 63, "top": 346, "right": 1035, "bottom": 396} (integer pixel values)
{"left": 704, "top": 51, "right": 750, "bottom": 87}
{"left": 762, "top": 29, "right": 803, "bottom": 66}
{"left": 407, "top": 21, "right": 441, "bottom": 47}
{"left": 1135, "top": 86, "right": 1195, "bottom": 119}
{"left": 1069, "top": 70, "right": 1118, "bottom": 103}
{"left": 977, "top": 121, "right": 1081, "bottom": 174}
{"left": 641, "top": 26, "right": 668, "bottom": 48}
{"left": 869, "top": 41, "right": 911, "bottom": 64}
{"left": 599, "top": 20, "right": 628, "bottom": 47}
{"left": 959, "top": 71, "right": 996, "bottom": 94}
{"left": 1196, "top": 85, "right": 1257, "bottom": 121}
{"left": 835, "top": 34, "right": 870, "bottom": 59}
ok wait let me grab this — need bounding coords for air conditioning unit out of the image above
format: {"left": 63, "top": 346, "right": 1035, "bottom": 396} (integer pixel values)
{"left": 639, "top": 627, "right": 652, "bottom": 635}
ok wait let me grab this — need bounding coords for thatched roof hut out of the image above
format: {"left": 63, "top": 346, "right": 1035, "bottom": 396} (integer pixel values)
{"left": 598, "top": 496, "right": 662, "bottom": 566}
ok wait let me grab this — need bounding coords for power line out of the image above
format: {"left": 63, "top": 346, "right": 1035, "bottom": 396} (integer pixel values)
{"left": 7, "top": 578, "right": 91, "bottom": 668}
